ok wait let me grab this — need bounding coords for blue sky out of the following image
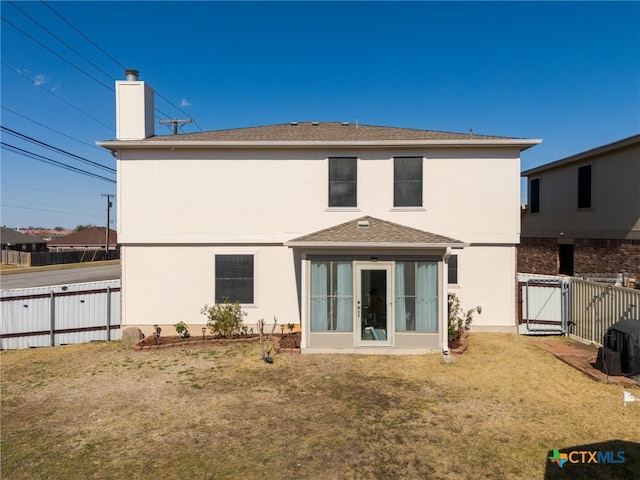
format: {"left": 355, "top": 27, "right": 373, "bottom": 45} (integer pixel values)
{"left": 1, "top": 1, "right": 638, "bottom": 229}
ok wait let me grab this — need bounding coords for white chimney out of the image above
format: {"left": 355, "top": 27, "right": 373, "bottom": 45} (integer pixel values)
{"left": 116, "top": 69, "right": 155, "bottom": 140}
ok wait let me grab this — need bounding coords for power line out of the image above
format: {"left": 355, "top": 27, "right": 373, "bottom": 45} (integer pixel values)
{"left": 1, "top": 181, "right": 102, "bottom": 196}
{"left": 7, "top": 0, "right": 115, "bottom": 83}
{"left": 2, "top": 204, "right": 106, "bottom": 219}
{"left": 1, "top": 142, "right": 116, "bottom": 183}
{"left": 1, "top": 16, "right": 114, "bottom": 92}
{"left": 3, "top": 197, "right": 104, "bottom": 212}
{"left": 1, "top": 106, "right": 107, "bottom": 153}
{"left": 40, "top": 0, "right": 126, "bottom": 71}
{"left": 40, "top": 1, "right": 202, "bottom": 132}
{"left": 2, "top": 126, "right": 116, "bottom": 173}
{"left": 1, "top": 61, "right": 113, "bottom": 131}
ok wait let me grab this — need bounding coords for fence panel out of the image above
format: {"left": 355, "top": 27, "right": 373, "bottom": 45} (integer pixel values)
{"left": 1, "top": 250, "right": 30, "bottom": 266}
{"left": 2, "top": 250, "right": 120, "bottom": 267}
{"left": 570, "top": 279, "right": 640, "bottom": 344}
{"left": 0, "top": 280, "right": 120, "bottom": 350}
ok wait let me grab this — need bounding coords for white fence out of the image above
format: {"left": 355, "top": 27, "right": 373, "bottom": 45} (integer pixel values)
{"left": 517, "top": 273, "right": 640, "bottom": 344}
{"left": 1, "top": 280, "right": 120, "bottom": 350}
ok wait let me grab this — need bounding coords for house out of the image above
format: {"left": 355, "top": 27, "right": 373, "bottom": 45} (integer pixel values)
{"left": 0, "top": 227, "right": 47, "bottom": 252}
{"left": 97, "top": 71, "right": 540, "bottom": 354}
{"left": 48, "top": 227, "right": 118, "bottom": 252}
{"left": 520, "top": 134, "right": 640, "bottom": 285}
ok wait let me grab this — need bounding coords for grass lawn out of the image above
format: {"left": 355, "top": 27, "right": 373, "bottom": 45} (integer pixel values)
{"left": 2, "top": 334, "right": 639, "bottom": 479}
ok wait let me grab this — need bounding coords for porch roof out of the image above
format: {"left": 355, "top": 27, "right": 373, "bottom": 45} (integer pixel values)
{"left": 285, "top": 216, "right": 467, "bottom": 249}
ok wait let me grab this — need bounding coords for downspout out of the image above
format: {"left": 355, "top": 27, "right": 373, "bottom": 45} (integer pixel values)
{"left": 442, "top": 247, "right": 452, "bottom": 359}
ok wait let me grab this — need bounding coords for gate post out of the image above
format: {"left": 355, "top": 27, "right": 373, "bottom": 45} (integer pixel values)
{"left": 106, "top": 286, "right": 111, "bottom": 341}
{"left": 50, "top": 291, "right": 55, "bottom": 347}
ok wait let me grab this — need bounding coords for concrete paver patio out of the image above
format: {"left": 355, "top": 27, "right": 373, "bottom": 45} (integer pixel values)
{"left": 528, "top": 335, "right": 638, "bottom": 385}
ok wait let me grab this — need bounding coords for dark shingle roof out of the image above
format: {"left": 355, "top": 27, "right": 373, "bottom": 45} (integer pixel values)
{"left": 48, "top": 227, "right": 117, "bottom": 247}
{"left": 286, "top": 216, "right": 464, "bottom": 247}
{"left": 0, "top": 227, "right": 46, "bottom": 246}
{"left": 149, "top": 122, "right": 510, "bottom": 142}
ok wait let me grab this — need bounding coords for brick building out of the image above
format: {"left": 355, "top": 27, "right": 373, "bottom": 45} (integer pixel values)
{"left": 519, "top": 134, "right": 640, "bottom": 286}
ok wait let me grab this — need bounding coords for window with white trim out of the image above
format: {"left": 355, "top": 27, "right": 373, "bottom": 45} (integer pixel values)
{"left": 448, "top": 255, "right": 458, "bottom": 285}
{"left": 215, "top": 254, "right": 254, "bottom": 304}
{"left": 328, "top": 157, "right": 357, "bottom": 207}
{"left": 394, "top": 157, "right": 423, "bottom": 207}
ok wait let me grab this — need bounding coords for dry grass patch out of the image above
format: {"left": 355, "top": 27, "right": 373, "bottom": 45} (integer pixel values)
{"left": 2, "top": 334, "right": 639, "bottom": 479}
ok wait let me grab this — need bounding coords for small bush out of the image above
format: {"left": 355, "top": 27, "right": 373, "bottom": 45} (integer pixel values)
{"left": 174, "top": 321, "right": 190, "bottom": 338}
{"left": 448, "top": 292, "right": 476, "bottom": 337}
{"left": 201, "top": 299, "right": 246, "bottom": 338}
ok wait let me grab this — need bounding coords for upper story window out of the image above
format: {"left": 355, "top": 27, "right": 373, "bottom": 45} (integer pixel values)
{"left": 577, "top": 165, "right": 591, "bottom": 209}
{"left": 215, "top": 254, "right": 254, "bottom": 304}
{"left": 328, "top": 157, "right": 357, "bottom": 207}
{"left": 529, "top": 178, "right": 540, "bottom": 213}
{"left": 394, "top": 157, "right": 423, "bottom": 207}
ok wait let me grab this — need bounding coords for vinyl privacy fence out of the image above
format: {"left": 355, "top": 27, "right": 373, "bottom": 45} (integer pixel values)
{"left": 1, "top": 280, "right": 120, "bottom": 350}
{"left": 518, "top": 273, "right": 640, "bottom": 344}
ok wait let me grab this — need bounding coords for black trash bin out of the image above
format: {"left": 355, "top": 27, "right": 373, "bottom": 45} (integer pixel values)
{"left": 601, "top": 319, "right": 640, "bottom": 376}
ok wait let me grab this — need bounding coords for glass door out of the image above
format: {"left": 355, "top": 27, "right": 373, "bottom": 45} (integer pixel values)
{"left": 356, "top": 263, "right": 392, "bottom": 345}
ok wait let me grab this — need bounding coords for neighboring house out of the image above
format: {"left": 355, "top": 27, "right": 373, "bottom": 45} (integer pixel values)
{"left": 48, "top": 227, "right": 118, "bottom": 252}
{"left": 520, "top": 134, "right": 640, "bottom": 285}
{"left": 98, "top": 71, "right": 540, "bottom": 354}
{"left": 0, "top": 227, "right": 47, "bottom": 252}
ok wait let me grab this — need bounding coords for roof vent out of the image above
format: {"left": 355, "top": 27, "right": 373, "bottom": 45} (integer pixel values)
{"left": 290, "top": 121, "right": 298, "bottom": 125}
{"left": 357, "top": 220, "right": 370, "bottom": 229}
{"left": 312, "top": 122, "right": 319, "bottom": 126}
{"left": 125, "top": 69, "right": 139, "bottom": 81}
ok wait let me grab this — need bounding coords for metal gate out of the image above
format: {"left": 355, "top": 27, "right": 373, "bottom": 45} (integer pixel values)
{"left": 517, "top": 274, "right": 569, "bottom": 334}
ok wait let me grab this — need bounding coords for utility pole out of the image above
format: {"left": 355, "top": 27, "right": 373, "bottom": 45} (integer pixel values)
{"left": 101, "top": 194, "right": 115, "bottom": 257}
{"left": 158, "top": 118, "right": 193, "bottom": 135}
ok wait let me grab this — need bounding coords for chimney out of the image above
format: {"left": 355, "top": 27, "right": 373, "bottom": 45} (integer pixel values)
{"left": 116, "top": 69, "right": 155, "bottom": 140}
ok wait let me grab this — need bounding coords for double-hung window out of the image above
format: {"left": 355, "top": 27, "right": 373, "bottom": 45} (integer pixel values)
{"left": 215, "top": 254, "right": 254, "bottom": 304}
{"left": 394, "top": 157, "right": 423, "bottom": 207}
{"left": 328, "top": 157, "right": 357, "bottom": 207}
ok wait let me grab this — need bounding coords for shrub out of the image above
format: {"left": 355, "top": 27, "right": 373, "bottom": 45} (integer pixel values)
{"left": 201, "top": 299, "right": 246, "bottom": 338}
{"left": 448, "top": 292, "right": 476, "bottom": 337}
{"left": 174, "top": 321, "right": 190, "bottom": 338}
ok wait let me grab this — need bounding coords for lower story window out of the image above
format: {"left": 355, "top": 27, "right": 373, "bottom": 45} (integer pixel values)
{"left": 310, "top": 260, "right": 353, "bottom": 331}
{"left": 395, "top": 261, "right": 438, "bottom": 332}
{"left": 215, "top": 254, "right": 254, "bottom": 304}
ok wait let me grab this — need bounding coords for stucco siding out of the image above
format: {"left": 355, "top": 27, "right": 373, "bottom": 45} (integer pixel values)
{"left": 449, "top": 245, "right": 517, "bottom": 329}
{"left": 118, "top": 147, "right": 522, "bottom": 245}
{"left": 121, "top": 245, "right": 301, "bottom": 331}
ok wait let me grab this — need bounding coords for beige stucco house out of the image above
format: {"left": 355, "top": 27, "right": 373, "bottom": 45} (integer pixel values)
{"left": 98, "top": 71, "right": 540, "bottom": 354}
{"left": 520, "top": 134, "right": 640, "bottom": 284}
